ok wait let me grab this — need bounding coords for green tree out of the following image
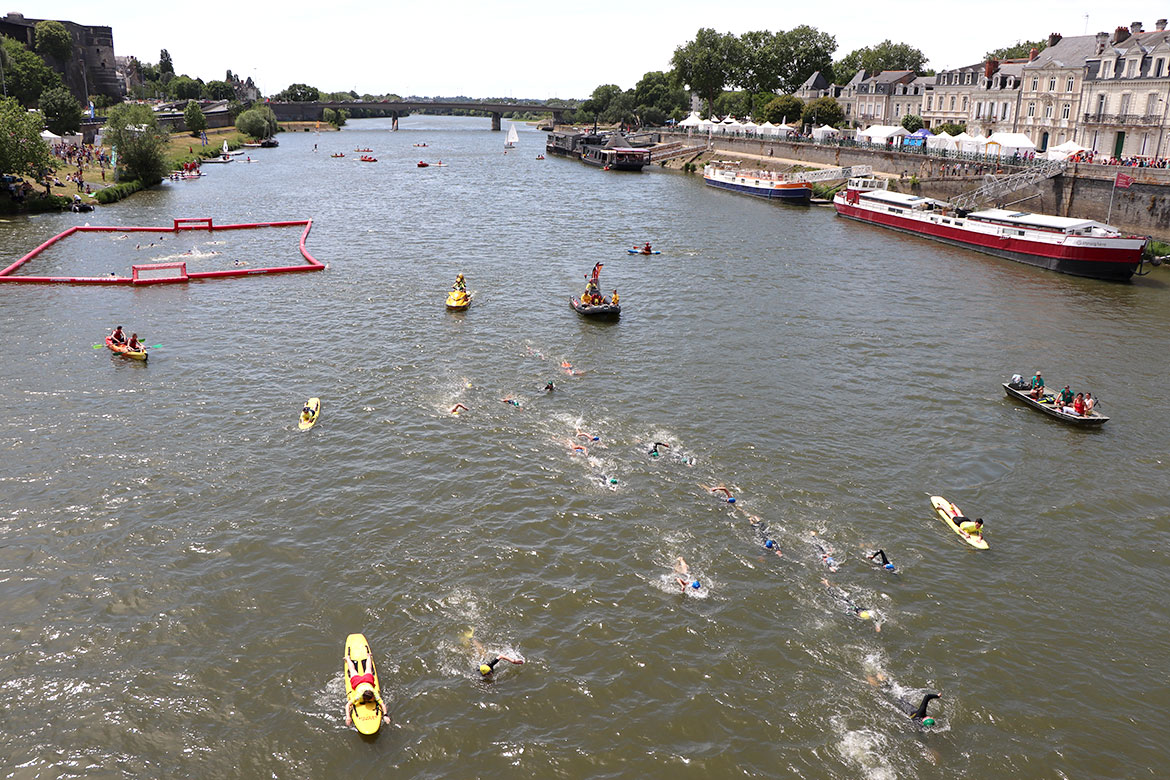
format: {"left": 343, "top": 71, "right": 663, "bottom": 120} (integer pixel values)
{"left": 103, "top": 102, "right": 168, "bottom": 184}
{"left": 203, "top": 79, "right": 235, "bottom": 101}
{"left": 184, "top": 100, "right": 206, "bottom": 135}
{"left": 633, "top": 70, "right": 688, "bottom": 116}
{"left": 582, "top": 84, "right": 623, "bottom": 118}
{"left": 762, "top": 94, "right": 803, "bottom": 124}
{"left": 935, "top": 122, "right": 966, "bottom": 135}
{"left": 713, "top": 90, "right": 750, "bottom": 119}
{"left": 39, "top": 86, "right": 82, "bottom": 135}
{"left": 601, "top": 90, "right": 636, "bottom": 125}
{"left": 0, "top": 38, "right": 63, "bottom": 107}
{"left": 901, "top": 114, "right": 924, "bottom": 133}
{"left": 168, "top": 76, "right": 202, "bottom": 100}
{"left": 985, "top": 40, "right": 1047, "bottom": 60}
{"left": 671, "top": 28, "right": 736, "bottom": 114}
{"left": 0, "top": 97, "right": 51, "bottom": 181}
{"left": 731, "top": 30, "right": 782, "bottom": 96}
{"left": 774, "top": 25, "right": 837, "bottom": 93}
{"left": 834, "top": 40, "right": 928, "bottom": 84}
{"left": 800, "top": 96, "right": 843, "bottom": 128}
{"left": 159, "top": 49, "right": 174, "bottom": 82}
{"left": 638, "top": 105, "right": 667, "bottom": 126}
{"left": 278, "top": 83, "right": 321, "bottom": 102}
{"left": 34, "top": 20, "right": 72, "bottom": 62}
{"left": 235, "top": 105, "right": 279, "bottom": 138}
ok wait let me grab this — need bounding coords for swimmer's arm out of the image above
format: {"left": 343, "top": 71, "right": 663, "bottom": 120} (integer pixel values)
{"left": 344, "top": 699, "right": 355, "bottom": 727}
{"left": 497, "top": 655, "right": 523, "bottom": 665}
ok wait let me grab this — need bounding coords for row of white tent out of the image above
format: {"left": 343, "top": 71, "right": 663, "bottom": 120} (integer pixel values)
{"left": 677, "top": 110, "right": 840, "bottom": 140}
{"left": 842, "top": 124, "right": 1087, "bottom": 160}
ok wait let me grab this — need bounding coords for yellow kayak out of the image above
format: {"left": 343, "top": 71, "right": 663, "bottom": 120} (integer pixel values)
{"left": 930, "top": 495, "right": 989, "bottom": 549}
{"left": 446, "top": 289, "right": 473, "bottom": 310}
{"left": 344, "top": 633, "right": 385, "bottom": 735}
{"left": 298, "top": 397, "right": 320, "bottom": 430}
{"left": 105, "top": 336, "right": 147, "bottom": 361}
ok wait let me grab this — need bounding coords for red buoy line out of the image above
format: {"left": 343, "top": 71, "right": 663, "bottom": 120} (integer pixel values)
{"left": 0, "top": 218, "right": 325, "bottom": 285}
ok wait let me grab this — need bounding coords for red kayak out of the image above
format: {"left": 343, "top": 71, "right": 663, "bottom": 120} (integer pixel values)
{"left": 105, "top": 336, "right": 147, "bottom": 361}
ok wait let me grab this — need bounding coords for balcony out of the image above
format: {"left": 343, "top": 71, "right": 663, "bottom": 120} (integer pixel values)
{"left": 1081, "top": 113, "right": 1161, "bottom": 126}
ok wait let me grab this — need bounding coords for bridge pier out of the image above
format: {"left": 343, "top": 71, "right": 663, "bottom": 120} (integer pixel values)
{"left": 491, "top": 112, "right": 501, "bottom": 131}
{"left": 552, "top": 110, "right": 565, "bottom": 126}
{"left": 392, "top": 112, "right": 398, "bottom": 131}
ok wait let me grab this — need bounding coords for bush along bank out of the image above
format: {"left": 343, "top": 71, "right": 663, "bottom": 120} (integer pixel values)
{"left": 0, "top": 191, "right": 74, "bottom": 215}
{"left": 93, "top": 180, "right": 146, "bottom": 205}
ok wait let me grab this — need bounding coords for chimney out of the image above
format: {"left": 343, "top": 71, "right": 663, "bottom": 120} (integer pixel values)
{"left": 1114, "top": 26, "right": 1130, "bottom": 44}
{"left": 1096, "top": 31, "right": 1109, "bottom": 53}
{"left": 1130, "top": 21, "right": 1143, "bottom": 34}
{"left": 1048, "top": 32, "right": 1062, "bottom": 48}
{"left": 1029, "top": 47, "right": 1039, "bottom": 61}
{"left": 985, "top": 58, "right": 998, "bottom": 79}
{"left": 1158, "top": 19, "right": 1168, "bottom": 31}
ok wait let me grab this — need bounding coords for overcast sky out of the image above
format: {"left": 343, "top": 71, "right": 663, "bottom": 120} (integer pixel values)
{"left": 23, "top": 1, "right": 1170, "bottom": 98}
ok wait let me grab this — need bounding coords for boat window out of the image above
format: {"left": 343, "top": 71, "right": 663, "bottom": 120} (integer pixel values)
{"left": 954, "top": 221, "right": 964, "bottom": 226}
{"left": 942, "top": 218, "right": 951, "bottom": 224}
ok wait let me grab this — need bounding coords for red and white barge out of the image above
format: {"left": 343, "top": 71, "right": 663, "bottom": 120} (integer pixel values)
{"left": 833, "top": 176, "right": 1147, "bottom": 281}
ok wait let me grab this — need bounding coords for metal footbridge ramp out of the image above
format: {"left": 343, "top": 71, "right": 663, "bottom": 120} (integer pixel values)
{"left": 950, "top": 159, "right": 1067, "bottom": 210}
{"left": 649, "top": 141, "right": 708, "bottom": 162}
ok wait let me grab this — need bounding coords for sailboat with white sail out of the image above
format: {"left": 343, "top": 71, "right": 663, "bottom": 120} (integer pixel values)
{"left": 505, "top": 124, "right": 519, "bottom": 149}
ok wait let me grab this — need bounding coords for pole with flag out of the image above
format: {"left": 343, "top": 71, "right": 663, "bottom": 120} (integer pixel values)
{"left": 1107, "top": 171, "right": 1134, "bottom": 223}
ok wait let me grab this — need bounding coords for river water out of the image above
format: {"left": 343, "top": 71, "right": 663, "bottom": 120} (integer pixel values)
{"left": 2, "top": 116, "right": 1168, "bottom": 779}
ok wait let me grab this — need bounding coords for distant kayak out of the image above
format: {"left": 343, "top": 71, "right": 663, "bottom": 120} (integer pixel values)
{"left": 105, "top": 336, "right": 147, "bottom": 361}
{"left": 930, "top": 495, "right": 988, "bottom": 549}
{"left": 298, "top": 397, "right": 320, "bottom": 430}
{"left": 627, "top": 249, "right": 660, "bottom": 255}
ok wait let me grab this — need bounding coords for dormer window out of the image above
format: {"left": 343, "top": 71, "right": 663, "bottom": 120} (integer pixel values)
{"left": 1156, "top": 59, "right": 1166, "bottom": 78}
{"left": 1102, "top": 60, "right": 1113, "bottom": 78}
{"left": 964, "top": 73, "right": 972, "bottom": 84}
{"left": 1127, "top": 59, "right": 1138, "bottom": 77}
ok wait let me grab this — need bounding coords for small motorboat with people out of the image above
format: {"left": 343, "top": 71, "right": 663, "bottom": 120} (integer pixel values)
{"left": 536, "top": 154, "right": 545, "bottom": 160}
{"left": 331, "top": 152, "right": 345, "bottom": 158}
{"left": 259, "top": 138, "right": 279, "bottom": 148}
{"left": 446, "top": 273, "right": 474, "bottom": 310}
{"left": 1001, "top": 374, "right": 1108, "bottom": 426}
{"left": 571, "top": 262, "right": 620, "bottom": 319}
{"left": 413, "top": 143, "right": 428, "bottom": 147}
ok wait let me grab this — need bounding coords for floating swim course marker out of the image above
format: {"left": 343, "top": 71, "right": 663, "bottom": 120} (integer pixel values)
{"left": 0, "top": 217, "right": 325, "bottom": 285}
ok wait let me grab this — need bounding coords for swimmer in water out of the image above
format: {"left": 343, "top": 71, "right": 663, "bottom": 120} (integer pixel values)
{"left": 700, "top": 484, "right": 736, "bottom": 503}
{"left": 575, "top": 428, "right": 600, "bottom": 442}
{"left": 810, "top": 533, "right": 839, "bottom": 571}
{"left": 649, "top": 442, "right": 670, "bottom": 457}
{"left": 554, "top": 436, "right": 587, "bottom": 456}
{"left": 501, "top": 398, "right": 522, "bottom": 409}
{"left": 821, "top": 578, "right": 878, "bottom": 629}
{"left": 449, "top": 403, "right": 468, "bottom": 415}
{"left": 745, "top": 514, "right": 782, "bottom": 556}
{"left": 868, "top": 549, "right": 896, "bottom": 572}
{"left": 543, "top": 382, "right": 555, "bottom": 392}
{"left": 468, "top": 632, "right": 524, "bottom": 679}
{"left": 673, "top": 556, "right": 702, "bottom": 593}
{"left": 901, "top": 692, "right": 941, "bottom": 726}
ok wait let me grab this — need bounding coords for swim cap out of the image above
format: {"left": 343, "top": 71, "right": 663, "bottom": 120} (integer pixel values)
{"left": 479, "top": 664, "right": 492, "bottom": 676}
{"left": 858, "top": 610, "right": 871, "bottom": 620}
{"left": 727, "top": 497, "right": 736, "bottom": 503}
{"left": 691, "top": 580, "right": 701, "bottom": 589}
{"left": 884, "top": 563, "right": 895, "bottom": 571}
{"left": 608, "top": 478, "right": 618, "bottom": 484}
{"left": 922, "top": 718, "right": 935, "bottom": 727}
{"left": 765, "top": 540, "right": 774, "bottom": 548}
{"left": 592, "top": 436, "right": 599, "bottom": 441}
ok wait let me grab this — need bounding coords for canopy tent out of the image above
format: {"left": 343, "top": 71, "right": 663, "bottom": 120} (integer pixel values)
{"left": 953, "top": 132, "right": 987, "bottom": 154}
{"left": 720, "top": 116, "right": 739, "bottom": 124}
{"left": 984, "top": 132, "right": 1036, "bottom": 157}
{"left": 926, "top": 131, "right": 957, "bottom": 151}
{"left": 858, "top": 125, "right": 909, "bottom": 144}
{"left": 758, "top": 121, "right": 777, "bottom": 135}
{"left": 740, "top": 120, "right": 760, "bottom": 133}
{"left": 908, "top": 128, "right": 934, "bottom": 138}
{"left": 40, "top": 130, "right": 63, "bottom": 143}
{"left": 677, "top": 111, "right": 703, "bottom": 127}
{"left": 811, "top": 125, "right": 840, "bottom": 141}
{"left": 1045, "top": 139, "right": 1087, "bottom": 161}
{"left": 773, "top": 123, "right": 796, "bottom": 137}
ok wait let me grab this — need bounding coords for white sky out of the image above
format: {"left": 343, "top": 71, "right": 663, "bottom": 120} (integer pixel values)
{"left": 22, "top": 1, "right": 1169, "bottom": 99}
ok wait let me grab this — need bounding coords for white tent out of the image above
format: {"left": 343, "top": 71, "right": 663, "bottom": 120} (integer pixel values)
{"left": 677, "top": 111, "right": 702, "bottom": 128}
{"left": 1045, "top": 139, "right": 1087, "bottom": 161}
{"left": 774, "top": 123, "right": 796, "bottom": 137}
{"left": 40, "top": 130, "right": 63, "bottom": 143}
{"left": 926, "top": 131, "right": 957, "bottom": 151}
{"left": 953, "top": 132, "right": 987, "bottom": 154}
{"left": 858, "top": 125, "right": 909, "bottom": 144}
{"left": 985, "top": 132, "right": 1036, "bottom": 157}
{"left": 811, "top": 125, "right": 839, "bottom": 141}
{"left": 759, "top": 121, "right": 777, "bottom": 135}
{"left": 721, "top": 116, "right": 738, "bottom": 124}
{"left": 741, "top": 120, "right": 760, "bottom": 134}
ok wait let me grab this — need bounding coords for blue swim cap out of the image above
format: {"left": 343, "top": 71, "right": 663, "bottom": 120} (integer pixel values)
{"left": 765, "top": 540, "right": 774, "bottom": 548}
{"left": 727, "top": 497, "right": 736, "bottom": 503}
{"left": 592, "top": 436, "right": 599, "bottom": 441}
{"left": 884, "top": 563, "right": 896, "bottom": 571}
{"left": 691, "top": 580, "right": 701, "bottom": 589}
{"left": 608, "top": 478, "right": 618, "bottom": 484}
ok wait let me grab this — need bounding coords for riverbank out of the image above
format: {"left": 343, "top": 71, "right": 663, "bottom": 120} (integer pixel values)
{"left": 279, "top": 121, "right": 340, "bottom": 132}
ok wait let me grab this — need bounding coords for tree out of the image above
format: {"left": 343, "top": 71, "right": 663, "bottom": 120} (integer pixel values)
{"left": 985, "top": 40, "right": 1047, "bottom": 60}
{"left": 203, "top": 80, "right": 235, "bottom": 101}
{"left": 935, "top": 122, "right": 966, "bottom": 135}
{"left": 633, "top": 70, "right": 688, "bottom": 117}
{"left": 762, "top": 94, "right": 803, "bottom": 124}
{"left": 800, "top": 96, "right": 843, "bottom": 128}
{"left": 159, "top": 49, "right": 174, "bottom": 81}
{"left": 236, "top": 105, "right": 278, "bottom": 139}
{"left": 0, "top": 97, "right": 51, "bottom": 180}
{"left": 34, "top": 20, "right": 72, "bottom": 62}
{"left": 834, "top": 40, "right": 928, "bottom": 84}
{"left": 184, "top": 100, "right": 206, "bottom": 135}
{"left": 731, "top": 30, "right": 782, "bottom": 96}
{"left": 39, "top": 86, "right": 82, "bottom": 135}
{"left": 901, "top": 114, "right": 924, "bottom": 133}
{"left": 0, "top": 38, "right": 63, "bottom": 107}
{"left": 773, "top": 25, "right": 837, "bottom": 93}
{"left": 169, "top": 76, "right": 202, "bottom": 101}
{"left": 601, "top": 90, "right": 636, "bottom": 125}
{"left": 278, "top": 83, "right": 321, "bottom": 102}
{"left": 671, "top": 28, "right": 737, "bottom": 114}
{"left": 714, "top": 90, "right": 750, "bottom": 119}
{"left": 581, "top": 84, "right": 623, "bottom": 118}
{"left": 103, "top": 102, "right": 168, "bottom": 184}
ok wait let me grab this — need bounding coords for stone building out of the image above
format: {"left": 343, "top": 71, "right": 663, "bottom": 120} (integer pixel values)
{"left": 0, "top": 11, "right": 124, "bottom": 102}
{"left": 1018, "top": 33, "right": 1098, "bottom": 152}
{"left": 838, "top": 70, "right": 916, "bottom": 127}
{"left": 966, "top": 58, "right": 1026, "bottom": 137}
{"left": 795, "top": 71, "right": 839, "bottom": 102}
{"left": 1081, "top": 21, "right": 1170, "bottom": 159}
{"left": 921, "top": 63, "right": 982, "bottom": 129}
{"left": 890, "top": 75, "right": 932, "bottom": 125}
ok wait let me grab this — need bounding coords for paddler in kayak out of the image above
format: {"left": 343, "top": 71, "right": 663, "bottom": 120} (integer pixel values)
{"left": 343, "top": 656, "right": 390, "bottom": 728}
{"left": 126, "top": 333, "right": 144, "bottom": 352}
{"left": 642, "top": 242, "right": 652, "bottom": 254}
{"left": 109, "top": 326, "right": 127, "bottom": 346}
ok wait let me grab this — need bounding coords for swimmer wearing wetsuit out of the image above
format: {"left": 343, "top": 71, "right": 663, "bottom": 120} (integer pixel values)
{"left": 902, "top": 692, "right": 941, "bottom": 726}
{"left": 868, "top": 549, "right": 896, "bottom": 572}
{"left": 479, "top": 654, "right": 524, "bottom": 678}
{"left": 649, "top": 442, "right": 670, "bottom": 457}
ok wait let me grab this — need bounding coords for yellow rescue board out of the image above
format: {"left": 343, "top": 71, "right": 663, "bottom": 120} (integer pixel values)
{"left": 298, "top": 397, "right": 320, "bottom": 430}
{"left": 446, "top": 290, "right": 474, "bottom": 310}
{"left": 343, "top": 633, "right": 384, "bottom": 735}
{"left": 930, "top": 495, "right": 989, "bottom": 549}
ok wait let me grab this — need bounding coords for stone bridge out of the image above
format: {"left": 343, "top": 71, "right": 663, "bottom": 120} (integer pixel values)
{"left": 267, "top": 100, "right": 568, "bottom": 130}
